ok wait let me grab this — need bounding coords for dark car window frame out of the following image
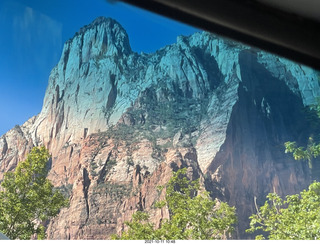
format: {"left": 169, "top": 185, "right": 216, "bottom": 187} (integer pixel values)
{"left": 117, "top": 0, "right": 320, "bottom": 70}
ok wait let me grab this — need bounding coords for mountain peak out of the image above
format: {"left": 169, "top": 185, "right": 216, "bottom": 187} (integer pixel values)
{"left": 65, "top": 16, "right": 131, "bottom": 55}
{"left": 77, "top": 17, "right": 119, "bottom": 36}
{"left": 2, "top": 17, "right": 320, "bottom": 240}
{"left": 91, "top": 16, "right": 111, "bottom": 25}
{"left": 59, "top": 16, "right": 131, "bottom": 77}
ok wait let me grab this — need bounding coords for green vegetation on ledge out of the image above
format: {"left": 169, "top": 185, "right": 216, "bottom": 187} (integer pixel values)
{"left": 112, "top": 168, "right": 237, "bottom": 240}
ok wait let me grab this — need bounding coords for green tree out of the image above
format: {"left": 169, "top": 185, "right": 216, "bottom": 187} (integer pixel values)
{"left": 0, "top": 146, "right": 69, "bottom": 240}
{"left": 113, "top": 168, "right": 237, "bottom": 240}
{"left": 285, "top": 139, "right": 320, "bottom": 169}
{"left": 284, "top": 99, "right": 320, "bottom": 169}
{"left": 246, "top": 182, "right": 320, "bottom": 240}
{"left": 247, "top": 99, "right": 320, "bottom": 239}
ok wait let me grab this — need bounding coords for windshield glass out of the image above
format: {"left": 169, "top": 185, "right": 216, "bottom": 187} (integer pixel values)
{"left": 0, "top": 0, "right": 319, "bottom": 240}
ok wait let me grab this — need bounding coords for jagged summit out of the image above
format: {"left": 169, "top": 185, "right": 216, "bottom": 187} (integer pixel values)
{"left": 1, "top": 17, "right": 320, "bottom": 239}
{"left": 80, "top": 16, "right": 114, "bottom": 32}
{"left": 64, "top": 16, "right": 131, "bottom": 59}
{"left": 74, "top": 16, "right": 128, "bottom": 39}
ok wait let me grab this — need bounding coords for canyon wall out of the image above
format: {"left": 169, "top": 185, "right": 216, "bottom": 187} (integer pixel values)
{"left": 1, "top": 17, "right": 320, "bottom": 239}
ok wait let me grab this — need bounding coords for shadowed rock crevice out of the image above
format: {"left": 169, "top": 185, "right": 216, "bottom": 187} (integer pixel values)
{"left": 97, "top": 151, "right": 112, "bottom": 184}
{"left": 192, "top": 46, "right": 223, "bottom": 91}
{"left": 83, "top": 168, "right": 91, "bottom": 225}
{"left": 206, "top": 49, "right": 317, "bottom": 238}
{"left": 106, "top": 74, "right": 117, "bottom": 110}
{"left": 1, "top": 17, "right": 320, "bottom": 240}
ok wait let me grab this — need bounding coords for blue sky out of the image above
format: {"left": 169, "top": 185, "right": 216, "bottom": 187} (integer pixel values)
{"left": 0, "top": 0, "right": 198, "bottom": 136}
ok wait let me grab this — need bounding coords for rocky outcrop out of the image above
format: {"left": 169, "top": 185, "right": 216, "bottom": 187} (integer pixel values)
{"left": 1, "top": 17, "right": 320, "bottom": 239}
{"left": 206, "top": 49, "right": 318, "bottom": 237}
{"left": 0, "top": 116, "right": 36, "bottom": 179}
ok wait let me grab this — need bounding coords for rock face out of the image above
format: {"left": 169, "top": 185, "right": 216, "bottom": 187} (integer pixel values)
{"left": 1, "top": 16, "right": 320, "bottom": 239}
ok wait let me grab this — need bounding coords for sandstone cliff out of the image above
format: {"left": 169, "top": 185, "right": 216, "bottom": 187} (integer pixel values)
{"left": 1, "top": 16, "right": 320, "bottom": 239}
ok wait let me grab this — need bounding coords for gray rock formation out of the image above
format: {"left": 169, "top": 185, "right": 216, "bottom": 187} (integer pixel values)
{"left": 1, "top": 16, "right": 320, "bottom": 239}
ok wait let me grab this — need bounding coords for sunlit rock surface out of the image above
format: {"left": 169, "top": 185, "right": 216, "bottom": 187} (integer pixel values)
{"left": 1, "top": 17, "right": 320, "bottom": 239}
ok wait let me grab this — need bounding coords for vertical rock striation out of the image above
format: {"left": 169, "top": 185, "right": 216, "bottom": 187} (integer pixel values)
{"left": 1, "top": 17, "right": 320, "bottom": 239}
